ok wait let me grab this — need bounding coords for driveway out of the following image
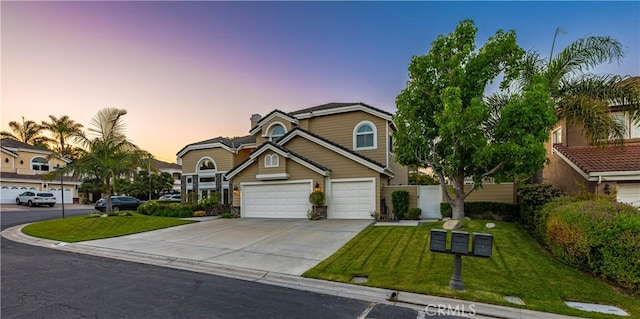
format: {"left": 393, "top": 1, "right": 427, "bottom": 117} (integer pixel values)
{"left": 78, "top": 218, "right": 372, "bottom": 275}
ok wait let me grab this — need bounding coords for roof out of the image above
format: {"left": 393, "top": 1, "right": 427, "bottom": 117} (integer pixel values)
{"left": 1, "top": 138, "right": 50, "bottom": 152}
{"left": 176, "top": 135, "right": 256, "bottom": 158}
{"left": 553, "top": 143, "right": 640, "bottom": 173}
{"left": 151, "top": 158, "right": 181, "bottom": 170}
{"left": 0, "top": 172, "right": 81, "bottom": 183}
{"left": 289, "top": 102, "right": 393, "bottom": 118}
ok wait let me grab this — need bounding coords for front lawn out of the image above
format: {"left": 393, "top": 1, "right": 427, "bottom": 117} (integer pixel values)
{"left": 303, "top": 220, "right": 639, "bottom": 318}
{"left": 22, "top": 212, "right": 196, "bottom": 242}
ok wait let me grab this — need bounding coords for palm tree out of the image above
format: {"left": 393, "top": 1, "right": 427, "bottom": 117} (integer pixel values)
{"left": 518, "top": 31, "right": 639, "bottom": 145}
{"left": 69, "top": 108, "right": 151, "bottom": 212}
{"left": 1, "top": 116, "right": 51, "bottom": 148}
{"left": 41, "top": 115, "right": 84, "bottom": 159}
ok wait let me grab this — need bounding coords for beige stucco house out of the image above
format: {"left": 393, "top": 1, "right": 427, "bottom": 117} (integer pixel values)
{"left": 176, "top": 102, "right": 409, "bottom": 219}
{"left": 1, "top": 138, "right": 81, "bottom": 204}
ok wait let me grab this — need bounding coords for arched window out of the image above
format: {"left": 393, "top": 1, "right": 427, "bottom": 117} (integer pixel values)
{"left": 353, "top": 121, "right": 377, "bottom": 150}
{"left": 267, "top": 123, "right": 286, "bottom": 141}
{"left": 31, "top": 157, "right": 50, "bottom": 171}
{"left": 197, "top": 158, "right": 216, "bottom": 172}
{"left": 264, "top": 154, "right": 279, "bottom": 168}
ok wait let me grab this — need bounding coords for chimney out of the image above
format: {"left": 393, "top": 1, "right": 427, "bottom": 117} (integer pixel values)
{"left": 250, "top": 114, "right": 262, "bottom": 129}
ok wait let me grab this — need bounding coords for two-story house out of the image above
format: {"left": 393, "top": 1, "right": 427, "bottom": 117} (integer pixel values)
{"left": 176, "top": 102, "right": 409, "bottom": 219}
{"left": 0, "top": 138, "right": 81, "bottom": 204}
{"left": 150, "top": 158, "right": 182, "bottom": 192}
{"left": 544, "top": 99, "right": 640, "bottom": 207}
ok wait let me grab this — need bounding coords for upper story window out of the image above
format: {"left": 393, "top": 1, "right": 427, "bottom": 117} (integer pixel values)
{"left": 197, "top": 158, "right": 216, "bottom": 172}
{"left": 267, "top": 123, "right": 286, "bottom": 142}
{"left": 31, "top": 157, "right": 50, "bottom": 171}
{"left": 264, "top": 154, "right": 279, "bottom": 168}
{"left": 610, "top": 112, "right": 640, "bottom": 139}
{"left": 552, "top": 128, "right": 562, "bottom": 144}
{"left": 353, "top": 121, "right": 377, "bottom": 150}
{"left": 388, "top": 135, "right": 394, "bottom": 153}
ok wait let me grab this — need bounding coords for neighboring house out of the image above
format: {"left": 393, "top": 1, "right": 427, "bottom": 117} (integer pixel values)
{"left": 177, "top": 102, "right": 410, "bottom": 219}
{"left": 544, "top": 99, "right": 640, "bottom": 208}
{"left": 150, "top": 158, "right": 182, "bottom": 192}
{"left": 0, "top": 138, "right": 81, "bottom": 204}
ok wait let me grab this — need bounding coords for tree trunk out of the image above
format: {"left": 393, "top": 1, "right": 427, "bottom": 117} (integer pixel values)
{"left": 451, "top": 188, "right": 466, "bottom": 220}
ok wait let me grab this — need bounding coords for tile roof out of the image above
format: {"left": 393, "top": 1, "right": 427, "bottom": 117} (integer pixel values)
{"left": 151, "top": 158, "right": 181, "bottom": 170}
{"left": 553, "top": 143, "right": 640, "bottom": 173}
{"left": 177, "top": 135, "right": 256, "bottom": 156}
{"left": 289, "top": 102, "right": 393, "bottom": 117}
{"left": 1, "top": 138, "right": 50, "bottom": 152}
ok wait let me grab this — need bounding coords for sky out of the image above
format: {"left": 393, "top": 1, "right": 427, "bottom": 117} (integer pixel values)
{"left": 2, "top": 1, "right": 639, "bottom": 163}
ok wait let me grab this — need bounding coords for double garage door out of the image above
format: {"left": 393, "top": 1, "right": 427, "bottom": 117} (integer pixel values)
{"left": 241, "top": 179, "right": 375, "bottom": 219}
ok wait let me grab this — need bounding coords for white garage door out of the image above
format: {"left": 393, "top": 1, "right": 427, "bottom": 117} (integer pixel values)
{"left": 330, "top": 180, "right": 375, "bottom": 219}
{"left": 1, "top": 187, "right": 36, "bottom": 204}
{"left": 617, "top": 184, "right": 640, "bottom": 208}
{"left": 242, "top": 181, "right": 311, "bottom": 218}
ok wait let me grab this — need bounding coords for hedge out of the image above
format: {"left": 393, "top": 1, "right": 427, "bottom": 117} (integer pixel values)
{"left": 440, "top": 202, "right": 519, "bottom": 221}
{"left": 137, "top": 201, "right": 201, "bottom": 218}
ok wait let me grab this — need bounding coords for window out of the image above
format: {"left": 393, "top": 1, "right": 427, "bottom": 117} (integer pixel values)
{"left": 198, "top": 159, "right": 216, "bottom": 171}
{"left": 31, "top": 157, "right": 50, "bottom": 171}
{"left": 354, "top": 121, "right": 377, "bottom": 150}
{"left": 268, "top": 124, "right": 286, "bottom": 141}
{"left": 552, "top": 128, "right": 562, "bottom": 144}
{"left": 609, "top": 112, "right": 640, "bottom": 139}
{"left": 265, "top": 154, "right": 279, "bottom": 168}
{"left": 389, "top": 135, "right": 394, "bottom": 153}
{"left": 199, "top": 177, "right": 216, "bottom": 183}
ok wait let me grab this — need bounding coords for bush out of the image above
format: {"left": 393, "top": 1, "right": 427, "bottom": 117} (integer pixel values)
{"left": 192, "top": 211, "right": 206, "bottom": 217}
{"left": 199, "top": 194, "right": 220, "bottom": 214}
{"left": 309, "top": 191, "right": 326, "bottom": 207}
{"left": 137, "top": 201, "right": 200, "bottom": 218}
{"left": 391, "top": 190, "right": 410, "bottom": 219}
{"left": 440, "top": 202, "right": 519, "bottom": 221}
{"left": 542, "top": 198, "right": 640, "bottom": 295}
{"left": 220, "top": 212, "right": 239, "bottom": 219}
{"left": 405, "top": 208, "right": 422, "bottom": 220}
{"left": 517, "top": 184, "right": 561, "bottom": 229}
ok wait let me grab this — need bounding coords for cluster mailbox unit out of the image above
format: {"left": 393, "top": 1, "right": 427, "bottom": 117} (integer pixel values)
{"left": 430, "top": 229, "right": 494, "bottom": 290}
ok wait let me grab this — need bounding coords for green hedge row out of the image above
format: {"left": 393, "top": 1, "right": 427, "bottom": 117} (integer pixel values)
{"left": 137, "top": 201, "right": 201, "bottom": 218}
{"left": 440, "top": 202, "right": 519, "bottom": 221}
{"left": 539, "top": 198, "right": 640, "bottom": 295}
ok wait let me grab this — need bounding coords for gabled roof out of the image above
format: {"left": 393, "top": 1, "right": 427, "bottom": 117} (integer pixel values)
{"left": 225, "top": 141, "right": 330, "bottom": 179}
{"left": 553, "top": 143, "right": 640, "bottom": 181}
{"left": 1, "top": 138, "right": 51, "bottom": 153}
{"left": 151, "top": 158, "right": 181, "bottom": 170}
{"left": 249, "top": 109, "right": 299, "bottom": 134}
{"left": 289, "top": 102, "right": 393, "bottom": 121}
{"left": 176, "top": 135, "right": 256, "bottom": 158}
{"left": 277, "top": 127, "right": 393, "bottom": 176}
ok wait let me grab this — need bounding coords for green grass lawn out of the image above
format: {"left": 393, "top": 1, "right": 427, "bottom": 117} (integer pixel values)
{"left": 303, "top": 220, "right": 639, "bottom": 318}
{"left": 22, "top": 212, "right": 196, "bottom": 242}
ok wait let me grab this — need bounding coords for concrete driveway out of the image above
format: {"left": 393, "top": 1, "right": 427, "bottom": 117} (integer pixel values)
{"left": 78, "top": 218, "right": 372, "bottom": 275}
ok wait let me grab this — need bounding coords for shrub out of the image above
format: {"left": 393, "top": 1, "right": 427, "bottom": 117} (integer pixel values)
{"left": 440, "top": 202, "right": 519, "bottom": 221}
{"left": 199, "top": 194, "right": 220, "bottom": 214}
{"left": 405, "top": 208, "right": 422, "bottom": 220}
{"left": 192, "top": 211, "right": 206, "bottom": 217}
{"left": 517, "top": 184, "right": 561, "bottom": 228}
{"left": 220, "top": 212, "right": 237, "bottom": 219}
{"left": 391, "top": 190, "right": 410, "bottom": 219}
{"left": 309, "top": 191, "right": 325, "bottom": 207}
{"left": 543, "top": 198, "right": 640, "bottom": 295}
{"left": 137, "top": 201, "right": 200, "bottom": 218}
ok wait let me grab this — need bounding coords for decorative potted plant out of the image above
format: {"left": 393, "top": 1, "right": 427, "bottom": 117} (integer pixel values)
{"left": 308, "top": 190, "right": 327, "bottom": 220}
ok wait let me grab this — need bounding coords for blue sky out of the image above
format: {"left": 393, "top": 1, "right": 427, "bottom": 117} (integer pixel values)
{"left": 2, "top": 1, "right": 638, "bottom": 162}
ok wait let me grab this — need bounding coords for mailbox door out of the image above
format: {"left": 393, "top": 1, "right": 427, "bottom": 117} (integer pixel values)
{"left": 450, "top": 231, "right": 469, "bottom": 254}
{"left": 472, "top": 233, "right": 493, "bottom": 257}
{"left": 430, "top": 229, "right": 448, "bottom": 252}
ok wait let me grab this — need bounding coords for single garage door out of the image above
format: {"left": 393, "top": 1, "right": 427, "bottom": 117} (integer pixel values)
{"left": 617, "top": 183, "right": 640, "bottom": 208}
{"left": 242, "top": 181, "right": 311, "bottom": 218}
{"left": 330, "top": 180, "right": 375, "bottom": 219}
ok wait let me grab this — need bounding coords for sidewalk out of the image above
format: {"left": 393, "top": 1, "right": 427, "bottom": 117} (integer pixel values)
{"left": 1, "top": 223, "right": 581, "bottom": 319}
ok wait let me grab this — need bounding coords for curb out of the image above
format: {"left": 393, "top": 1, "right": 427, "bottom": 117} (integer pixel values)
{"left": 2, "top": 225, "right": 582, "bottom": 319}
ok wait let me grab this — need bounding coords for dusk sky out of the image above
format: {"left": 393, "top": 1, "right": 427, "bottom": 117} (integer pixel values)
{"left": 2, "top": 1, "right": 639, "bottom": 163}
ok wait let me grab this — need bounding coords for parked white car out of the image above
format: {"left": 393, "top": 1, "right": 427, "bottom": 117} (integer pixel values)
{"left": 16, "top": 191, "right": 56, "bottom": 207}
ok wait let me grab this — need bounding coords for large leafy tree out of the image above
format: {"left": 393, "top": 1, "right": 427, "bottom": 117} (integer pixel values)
{"left": 69, "top": 108, "right": 151, "bottom": 212}
{"left": 394, "top": 20, "right": 556, "bottom": 220}
{"left": 519, "top": 29, "right": 640, "bottom": 145}
{"left": 119, "top": 170, "right": 174, "bottom": 200}
{"left": 41, "top": 115, "right": 84, "bottom": 160}
{"left": 1, "top": 117, "right": 51, "bottom": 148}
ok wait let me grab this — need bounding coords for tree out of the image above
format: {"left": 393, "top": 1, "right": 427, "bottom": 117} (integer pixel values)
{"left": 519, "top": 29, "right": 640, "bottom": 145}
{"left": 394, "top": 20, "right": 556, "bottom": 220}
{"left": 1, "top": 116, "right": 51, "bottom": 148}
{"left": 41, "top": 115, "right": 84, "bottom": 160}
{"left": 69, "top": 108, "right": 151, "bottom": 213}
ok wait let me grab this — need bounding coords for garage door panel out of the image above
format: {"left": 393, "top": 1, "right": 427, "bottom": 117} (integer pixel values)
{"left": 330, "top": 180, "right": 374, "bottom": 219}
{"left": 243, "top": 182, "right": 311, "bottom": 218}
{"left": 617, "top": 184, "right": 640, "bottom": 208}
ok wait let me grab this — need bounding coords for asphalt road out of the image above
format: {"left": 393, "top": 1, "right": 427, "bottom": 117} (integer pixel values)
{"left": 1, "top": 207, "right": 458, "bottom": 319}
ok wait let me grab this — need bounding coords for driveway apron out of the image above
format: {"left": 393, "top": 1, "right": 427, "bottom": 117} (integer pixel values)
{"left": 77, "top": 218, "right": 372, "bottom": 276}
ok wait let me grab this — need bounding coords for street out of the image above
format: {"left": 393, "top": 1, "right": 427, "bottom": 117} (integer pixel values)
{"left": 1, "top": 207, "right": 457, "bottom": 318}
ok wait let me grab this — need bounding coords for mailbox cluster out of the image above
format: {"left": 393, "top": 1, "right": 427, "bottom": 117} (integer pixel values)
{"left": 430, "top": 229, "right": 493, "bottom": 257}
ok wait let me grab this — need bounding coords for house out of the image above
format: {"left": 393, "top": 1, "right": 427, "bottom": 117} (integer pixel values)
{"left": 0, "top": 138, "right": 81, "bottom": 204}
{"left": 176, "top": 102, "right": 409, "bottom": 219}
{"left": 543, "top": 89, "right": 640, "bottom": 207}
{"left": 150, "top": 158, "right": 182, "bottom": 192}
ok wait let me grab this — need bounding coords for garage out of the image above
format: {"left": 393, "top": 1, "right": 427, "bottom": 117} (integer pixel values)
{"left": 617, "top": 183, "right": 640, "bottom": 208}
{"left": 242, "top": 181, "right": 312, "bottom": 218}
{"left": 329, "top": 179, "right": 375, "bottom": 219}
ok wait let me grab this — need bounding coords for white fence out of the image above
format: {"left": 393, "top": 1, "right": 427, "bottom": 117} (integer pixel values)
{"left": 418, "top": 185, "right": 443, "bottom": 219}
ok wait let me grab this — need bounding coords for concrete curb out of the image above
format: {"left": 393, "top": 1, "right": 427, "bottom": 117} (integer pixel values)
{"left": 2, "top": 225, "right": 582, "bottom": 319}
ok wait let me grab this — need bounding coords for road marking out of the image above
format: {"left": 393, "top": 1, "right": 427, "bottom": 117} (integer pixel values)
{"left": 356, "top": 302, "right": 376, "bottom": 319}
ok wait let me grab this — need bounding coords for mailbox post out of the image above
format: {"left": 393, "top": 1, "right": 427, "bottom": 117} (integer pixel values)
{"left": 430, "top": 229, "right": 493, "bottom": 291}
